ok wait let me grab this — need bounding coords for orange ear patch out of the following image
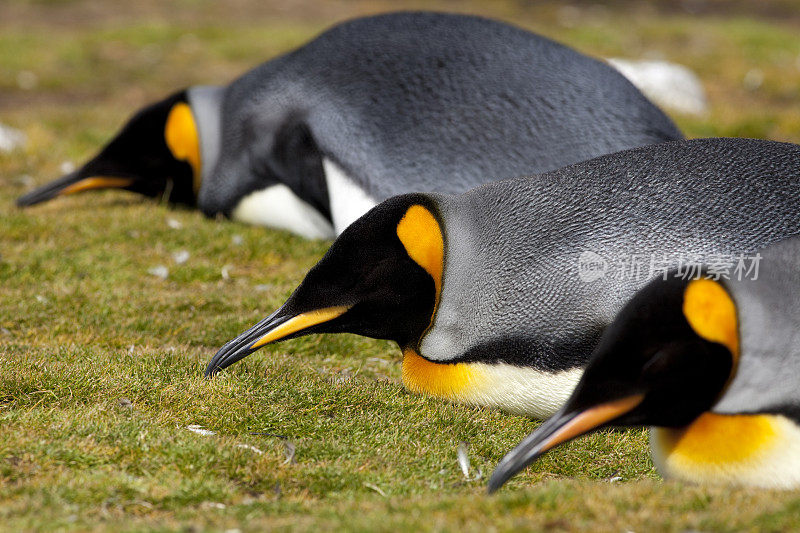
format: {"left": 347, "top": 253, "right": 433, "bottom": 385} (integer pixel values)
{"left": 396, "top": 205, "right": 444, "bottom": 296}
{"left": 682, "top": 279, "right": 739, "bottom": 359}
{"left": 164, "top": 102, "right": 202, "bottom": 193}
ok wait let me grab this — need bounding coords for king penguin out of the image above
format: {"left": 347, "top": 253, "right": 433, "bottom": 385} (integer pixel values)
{"left": 206, "top": 138, "right": 800, "bottom": 419}
{"left": 488, "top": 236, "right": 800, "bottom": 491}
{"left": 17, "top": 12, "right": 681, "bottom": 239}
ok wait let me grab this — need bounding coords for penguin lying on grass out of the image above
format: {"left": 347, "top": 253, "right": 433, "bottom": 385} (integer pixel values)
{"left": 17, "top": 11, "right": 681, "bottom": 239}
{"left": 206, "top": 138, "right": 800, "bottom": 419}
{"left": 488, "top": 236, "right": 800, "bottom": 491}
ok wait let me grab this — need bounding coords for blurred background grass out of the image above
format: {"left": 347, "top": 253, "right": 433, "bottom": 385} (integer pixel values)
{"left": 3, "top": 1, "right": 800, "bottom": 531}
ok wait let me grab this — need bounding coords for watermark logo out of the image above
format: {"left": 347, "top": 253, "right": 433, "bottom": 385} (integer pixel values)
{"left": 578, "top": 251, "right": 608, "bottom": 282}
{"left": 576, "top": 251, "right": 762, "bottom": 282}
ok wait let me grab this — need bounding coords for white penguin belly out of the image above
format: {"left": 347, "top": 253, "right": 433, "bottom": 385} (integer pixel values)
{"left": 322, "top": 158, "right": 378, "bottom": 235}
{"left": 230, "top": 184, "right": 336, "bottom": 240}
{"left": 651, "top": 413, "right": 800, "bottom": 489}
{"left": 401, "top": 349, "right": 583, "bottom": 419}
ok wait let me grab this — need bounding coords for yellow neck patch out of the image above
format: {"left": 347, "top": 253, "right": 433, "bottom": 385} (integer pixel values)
{"left": 396, "top": 205, "right": 444, "bottom": 297}
{"left": 655, "top": 413, "right": 778, "bottom": 466}
{"left": 401, "top": 348, "right": 484, "bottom": 400}
{"left": 165, "top": 102, "right": 202, "bottom": 194}
{"left": 682, "top": 279, "right": 739, "bottom": 360}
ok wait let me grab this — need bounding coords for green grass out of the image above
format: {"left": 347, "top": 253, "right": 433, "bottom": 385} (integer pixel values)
{"left": 4, "top": 1, "right": 800, "bottom": 530}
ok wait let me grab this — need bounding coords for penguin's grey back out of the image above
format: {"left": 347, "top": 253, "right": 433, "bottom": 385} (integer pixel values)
{"left": 200, "top": 12, "right": 681, "bottom": 214}
{"left": 712, "top": 237, "right": 800, "bottom": 420}
{"left": 423, "top": 138, "right": 800, "bottom": 371}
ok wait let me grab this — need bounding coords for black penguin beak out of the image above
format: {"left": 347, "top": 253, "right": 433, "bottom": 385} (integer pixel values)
{"left": 487, "top": 394, "right": 644, "bottom": 494}
{"left": 16, "top": 168, "right": 135, "bottom": 207}
{"left": 204, "top": 305, "right": 350, "bottom": 377}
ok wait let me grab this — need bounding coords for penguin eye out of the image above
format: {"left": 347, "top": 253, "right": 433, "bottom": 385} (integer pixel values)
{"left": 641, "top": 347, "right": 674, "bottom": 379}
{"left": 641, "top": 340, "right": 712, "bottom": 388}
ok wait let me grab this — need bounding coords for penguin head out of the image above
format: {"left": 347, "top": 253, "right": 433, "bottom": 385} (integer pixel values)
{"left": 17, "top": 90, "right": 201, "bottom": 208}
{"left": 488, "top": 274, "right": 738, "bottom": 493}
{"left": 205, "top": 194, "right": 445, "bottom": 376}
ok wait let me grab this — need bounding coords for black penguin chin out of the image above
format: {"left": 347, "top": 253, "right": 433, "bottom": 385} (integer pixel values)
{"left": 283, "top": 265, "right": 436, "bottom": 348}
{"left": 632, "top": 348, "right": 732, "bottom": 429}
{"left": 123, "top": 164, "right": 197, "bottom": 206}
{"left": 569, "top": 326, "right": 734, "bottom": 431}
